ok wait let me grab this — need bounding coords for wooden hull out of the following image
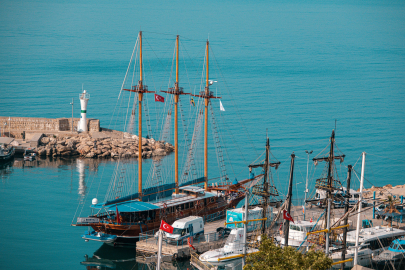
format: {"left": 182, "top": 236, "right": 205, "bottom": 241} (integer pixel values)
{"left": 88, "top": 194, "right": 245, "bottom": 240}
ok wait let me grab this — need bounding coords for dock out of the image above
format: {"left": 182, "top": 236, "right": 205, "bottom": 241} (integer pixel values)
{"left": 136, "top": 218, "right": 229, "bottom": 261}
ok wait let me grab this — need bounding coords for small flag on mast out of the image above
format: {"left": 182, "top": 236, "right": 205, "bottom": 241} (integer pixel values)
{"left": 155, "top": 94, "right": 165, "bottom": 102}
{"left": 190, "top": 97, "right": 195, "bottom": 107}
{"left": 283, "top": 210, "right": 295, "bottom": 223}
{"left": 220, "top": 100, "right": 225, "bottom": 111}
{"left": 160, "top": 220, "right": 174, "bottom": 234}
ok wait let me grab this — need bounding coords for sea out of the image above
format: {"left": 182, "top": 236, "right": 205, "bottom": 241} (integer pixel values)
{"left": 0, "top": 0, "right": 404, "bottom": 269}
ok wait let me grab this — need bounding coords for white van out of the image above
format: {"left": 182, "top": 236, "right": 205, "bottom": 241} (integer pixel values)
{"left": 165, "top": 216, "right": 204, "bottom": 241}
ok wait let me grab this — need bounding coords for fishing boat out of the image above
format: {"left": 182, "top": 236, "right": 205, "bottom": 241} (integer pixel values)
{"left": 23, "top": 149, "right": 36, "bottom": 161}
{"left": 331, "top": 226, "right": 405, "bottom": 268}
{"left": 372, "top": 236, "right": 405, "bottom": 268}
{"left": 199, "top": 228, "right": 258, "bottom": 265}
{"left": 73, "top": 32, "right": 261, "bottom": 245}
{"left": 0, "top": 138, "right": 15, "bottom": 163}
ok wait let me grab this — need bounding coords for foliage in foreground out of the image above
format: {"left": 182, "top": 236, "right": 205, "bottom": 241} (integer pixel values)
{"left": 244, "top": 235, "right": 333, "bottom": 270}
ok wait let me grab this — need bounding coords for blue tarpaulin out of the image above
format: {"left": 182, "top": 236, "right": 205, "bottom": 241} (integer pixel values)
{"left": 92, "top": 201, "right": 160, "bottom": 212}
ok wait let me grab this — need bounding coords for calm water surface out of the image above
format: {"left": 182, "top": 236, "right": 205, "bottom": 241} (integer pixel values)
{"left": 0, "top": 0, "right": 404, "bottom": 269}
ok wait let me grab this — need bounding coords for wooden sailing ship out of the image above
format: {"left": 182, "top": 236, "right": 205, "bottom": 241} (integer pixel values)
{"left": 73, "top": 32, "right": 261, "bottom": 244}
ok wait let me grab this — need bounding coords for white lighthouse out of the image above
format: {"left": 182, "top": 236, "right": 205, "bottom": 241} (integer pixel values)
{"left": 77, "top": 89, "right": 90, "bottom": 132}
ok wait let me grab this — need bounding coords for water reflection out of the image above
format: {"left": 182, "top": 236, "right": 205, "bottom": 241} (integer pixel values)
{"left": 77, "top": 159, "right": 87, "bottom": 197}
{"left": 81, "top": 244, "right": 137, "bottom": 269}
{"left": 81, "top": 244, "right": 191, "bottom": 270}
{"left": 0, "top": 158, "right": 14, "bottom": 179}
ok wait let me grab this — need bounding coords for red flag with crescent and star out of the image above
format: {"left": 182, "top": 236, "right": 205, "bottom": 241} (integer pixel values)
{"left": 160, "top": 220, "right": 174, "bottom": 234}
{"left": 283, "top": 210, "right": 294, "bottom": 223}
{"left": 155, "top": 94, "right": 165, "bottom": 102}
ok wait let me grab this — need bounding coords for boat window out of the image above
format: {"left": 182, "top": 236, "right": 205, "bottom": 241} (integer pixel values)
{"left": 368, "top": 240, "right": 379, "bottom": 250}
{"left": 190, "top": 202, "right": 194, "bottom": 208}
{"left": 181, "top": 204, "right": 185, "bottom": 210}
{"left": 289, "top": 225, "right": 301, "bottom": 231}
{"left": 185, "top": 203, "right": 189, "bottom": 209}
{"left": 354, "top": 194, "right": 359, "bottom": 199}
{"left": 393, "top": 244, "right": 398, "bottom": 250}
{"left": 390, "top": 242, "right": 395, "bottom": 249}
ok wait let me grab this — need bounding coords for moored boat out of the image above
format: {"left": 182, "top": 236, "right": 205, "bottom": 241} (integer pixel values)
{"left": 73, "top": 32, "right": 260, "bottom": 245}
{"left": 372, "top": 236, "right": 405, "bottom": 267}
{"left": 0, "top": 138, "right": 15, "bottom": 163}
{"left": 199, "top": 228, "right": 258, "bottom": 265}
{"left": 331, "top": 226, "right": 405, "bottom": 268}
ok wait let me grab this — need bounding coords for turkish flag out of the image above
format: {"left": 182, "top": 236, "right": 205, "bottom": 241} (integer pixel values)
{"left": 283, "top": 210, "right": 294, "bottom": 223}
{"left": 160, "top": 220, "right": 174, "bottom": 234}
{"left": 155, "top": 94, "right": 165, "bottom": 102}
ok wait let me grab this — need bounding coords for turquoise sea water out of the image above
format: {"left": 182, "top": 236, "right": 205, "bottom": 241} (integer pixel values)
{"left": 1, "top": 0, "right": 405, "bottom": 269}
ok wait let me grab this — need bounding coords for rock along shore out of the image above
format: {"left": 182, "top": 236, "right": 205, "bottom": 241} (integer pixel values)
{"left": 35, "top": 131, "right": 174, "bottom": 159}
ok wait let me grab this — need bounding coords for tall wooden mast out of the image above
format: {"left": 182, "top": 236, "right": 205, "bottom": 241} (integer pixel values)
{"left": 161, "top": 35, "right": 189, "bottom": 194}
{"left": 192, "top": 40, "right": 221, "bottom": 191}
{"left": 204, "top": 40, "right": 209, "bottom": 190}
{"left": 175, "top": 35, "right": 179, "bottom": 194}
{"left": 123, "top": 31, "right": 155, "bottom": 201}
{"left": 138, "top": 31, "right": 143, "bottom": 201}
{"left": 313, "top": 129, "right": 345, "bottom": 232}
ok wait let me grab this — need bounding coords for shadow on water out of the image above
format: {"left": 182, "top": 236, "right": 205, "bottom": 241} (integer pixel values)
{"left": 0, "top": 157, "right": 14, "bottom": 178}
{"left": 80, "top": 244, "right": 191, "bottom": 270}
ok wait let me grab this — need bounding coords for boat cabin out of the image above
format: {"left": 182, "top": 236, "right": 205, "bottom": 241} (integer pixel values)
{"left": 388, "top": 238, "right": 405, "bottom": 252}
{"left": 346, "top": 226, "right": 405, "bottom": 251}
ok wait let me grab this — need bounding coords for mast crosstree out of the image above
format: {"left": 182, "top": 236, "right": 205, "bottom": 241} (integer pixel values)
{"left": 123, "top": 31, "right": 155, "bottom": 201}
{"left": 160, "top": 35, "right": 190, "bottom": 194}
{"left": 192, "top": 40, "right": 221, "bottom": 190}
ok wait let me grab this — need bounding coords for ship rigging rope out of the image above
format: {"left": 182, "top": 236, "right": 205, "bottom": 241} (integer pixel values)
{"left": 71, "top": 163, "right": 100, "bottom": 224}
{"left": 312, "top": 142, "right": 331, "bottom": 160}
{"left": 108, "top": 37, "right": 139, "bottom": 131}
{"left": 209, "top": 102, "right": 235, "bottom": 177}
{"left": 210, "top": 47, "right": 259, "bottom": 157}
{"left": 271, "top": 138, "right": 330, "bottom": 149}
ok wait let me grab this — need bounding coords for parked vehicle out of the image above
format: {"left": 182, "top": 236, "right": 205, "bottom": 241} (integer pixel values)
{"left": 216, "top": 227, "right": 232, "bottom": 237}
{"left": 164, "top": 216, "right": 204, "bottom": 242}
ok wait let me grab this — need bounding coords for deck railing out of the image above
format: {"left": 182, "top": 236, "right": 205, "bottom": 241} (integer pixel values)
{"left": 139, "top": 228, "right": 229, "bottom": 249}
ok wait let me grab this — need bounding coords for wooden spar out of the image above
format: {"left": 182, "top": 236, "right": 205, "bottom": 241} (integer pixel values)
{"left": 262, "top": 138, "right": 270, "bottom": 234}
{"left": 160, "top": 35, "right": 191, "bottom": 194}
{"left": 204, "top": 40, "right": 209, "bottom": 190}
{"left": 123, "top": 31, "right": 156, "bottom": 201}
{"left": 174, "top": 35, "right": 179, "bottom": 194}
{"left": 284, "top": 153, "right": 295, "bottom": 247}
{"left": 138, "top": 31, "right": 143, "bottom": 201}
{"left": 341, "top": 165, "right": 352, "bottom": 270}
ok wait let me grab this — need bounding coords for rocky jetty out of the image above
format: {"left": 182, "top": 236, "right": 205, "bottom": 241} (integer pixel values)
{"left": 36, "top": 133, "right": 174, "bottom": 159}
{"left": 363, "top": 184, "right": 405, "bottom": 200}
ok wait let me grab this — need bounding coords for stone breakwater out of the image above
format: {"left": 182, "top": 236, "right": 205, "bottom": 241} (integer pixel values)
{"left": 36, "top": 133, "right": 174, "bottom": 159}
